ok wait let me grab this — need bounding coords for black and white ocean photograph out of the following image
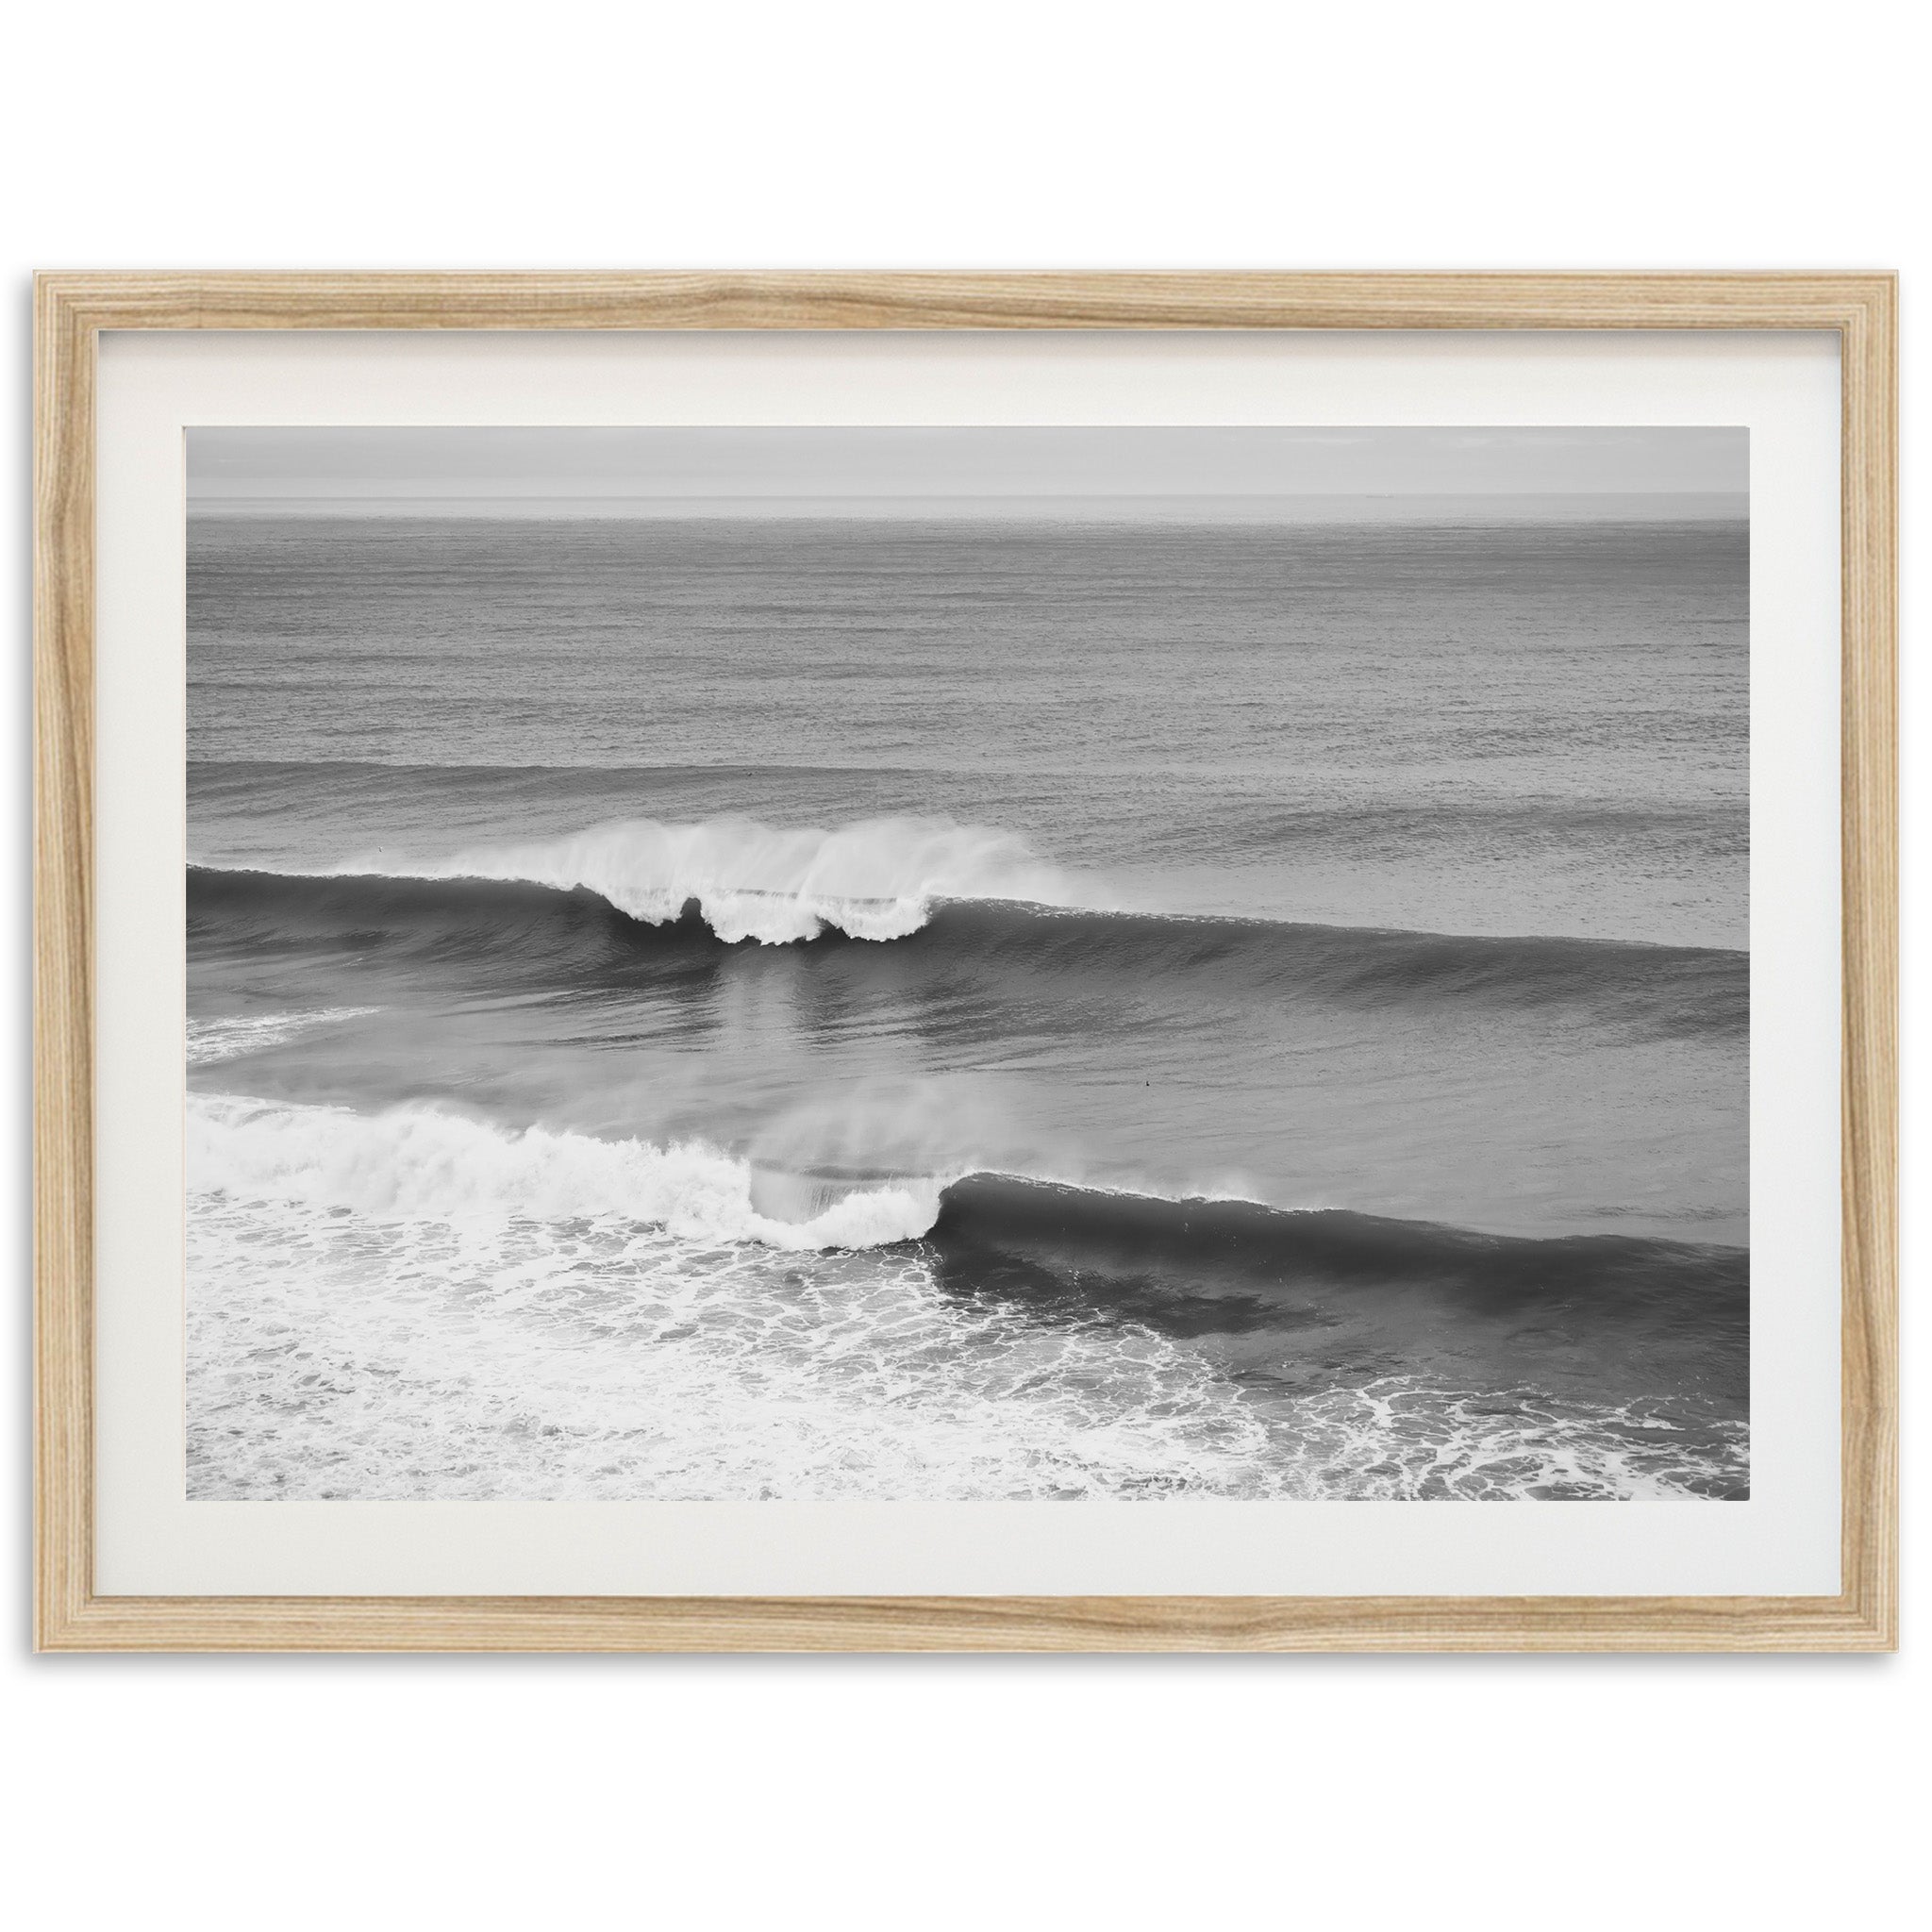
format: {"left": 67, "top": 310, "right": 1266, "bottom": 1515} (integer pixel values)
{"left": 185, "top": 424, "right": 1749, "bottom": 1504}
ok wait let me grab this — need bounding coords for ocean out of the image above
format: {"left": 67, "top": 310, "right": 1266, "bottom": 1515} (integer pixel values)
{"left": 185, "top": 508, "right": 1749, "bottom": 1501}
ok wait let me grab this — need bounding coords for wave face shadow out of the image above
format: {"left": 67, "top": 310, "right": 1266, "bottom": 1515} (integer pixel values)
{"left": 920, "top": 1174, "right": 1750, "bottom": 1416}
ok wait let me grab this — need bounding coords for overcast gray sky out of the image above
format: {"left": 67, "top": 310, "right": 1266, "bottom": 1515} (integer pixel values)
{"left": 187, "top": 425, "right": 1747, "bottom": 510}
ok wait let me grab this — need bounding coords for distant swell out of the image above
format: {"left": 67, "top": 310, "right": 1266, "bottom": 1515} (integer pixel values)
{"left": 190, "top": 862, "right": 1746, "bottom": 1039}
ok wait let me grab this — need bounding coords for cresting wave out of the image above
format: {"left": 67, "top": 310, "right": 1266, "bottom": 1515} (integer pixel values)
{"left": 185, "top": 1091, "right": 1750, "bottom": 1502}
{"left": 186, "top": 1086, "right": 1317, "bottom": 1261}
{"left": 313, "top": 814, "right": 1074, "bottom": 943}
{"left": 189, "top": 1092, "right": 943, "bottom": 1253}
{"left": 188, "top": 1090, "right": 1749, "bottom": 1373}
{"left": 932, "top": 1172, "right": 1749, "bottom": 1407}
{"left": 189, "top": 861, "right": 1748, "bottom": 1037}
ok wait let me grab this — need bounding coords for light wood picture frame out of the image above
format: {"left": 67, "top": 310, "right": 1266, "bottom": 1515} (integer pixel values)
{"left": 33, "top": 273, "right": 1897, "bottom": 1652}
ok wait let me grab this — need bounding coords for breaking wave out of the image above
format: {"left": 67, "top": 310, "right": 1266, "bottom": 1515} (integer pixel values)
{"left": 189, "top": 1092, "right": 943, "bottom": 1252}
{"left": 184, "top": 1093, "right": 1749, "bottom": 1503}
{"left": 310, "top": 813, "right": 1073, "bottom": 943}
{"left": 187, "top": 1089, "right": 1747, "bottom": 1359}
{"left": 190, "top": 861, "right": 1747, "bottom": 1039}
{"left": 184, "top": 1086, "right": 1748, "bottom": 1500}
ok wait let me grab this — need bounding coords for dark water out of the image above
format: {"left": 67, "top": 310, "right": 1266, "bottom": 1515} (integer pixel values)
{"left": 185, "top": 509, "right": 1749, "bottom": 1501}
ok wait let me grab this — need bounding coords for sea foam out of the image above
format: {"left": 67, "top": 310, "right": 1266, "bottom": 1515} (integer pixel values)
{"left": 185, "top": 1091, "right": 1748, "bottom": 1503}
{"left": 188, "top": 1092, "right": 941, "bottom": 1251}
{"left": 188, "top": 1007, "right": 377, "bottom": 1066}
{"left": 324, "top": 813, "right": 1073, "bottom": 944}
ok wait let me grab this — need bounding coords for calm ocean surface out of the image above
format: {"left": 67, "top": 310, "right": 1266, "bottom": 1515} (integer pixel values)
{"left": 186, "top": 510, "right": 1749, "bottom": 1501}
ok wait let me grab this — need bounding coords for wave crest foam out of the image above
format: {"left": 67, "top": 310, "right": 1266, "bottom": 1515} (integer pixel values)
{"left": 328, "top": 814, "right": 1070, "bottom": 943}
{"left": 188, "top": 1093, "right": 941, "bottom": 1251}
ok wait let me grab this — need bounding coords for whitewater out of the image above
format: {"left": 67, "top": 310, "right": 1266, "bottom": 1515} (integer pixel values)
{"left": 304, "top": 813, "right": 1076, "bottom": 944}
{"left": 187, "top": 1089, "right": 1747, "bottom": 1504}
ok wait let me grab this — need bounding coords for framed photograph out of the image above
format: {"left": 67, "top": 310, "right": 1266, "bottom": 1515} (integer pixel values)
{"left": 34, "top": 274, "right": 1896, "bottom": 1651}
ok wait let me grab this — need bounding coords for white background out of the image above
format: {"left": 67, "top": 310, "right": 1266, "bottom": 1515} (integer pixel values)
{"left": 1, "top": 3, "right": 1921, "bottom": 1927}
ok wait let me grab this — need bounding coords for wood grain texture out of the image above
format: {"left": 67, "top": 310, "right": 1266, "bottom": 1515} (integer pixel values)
{"left": 31, "top": 273, "right": 1899, "bottom": 1653}
{"left": 34, "top": 275, "right": 96, "bottom": 1657}
{"left": 1837, "top": 278, "right": 1901, "bottom": 1654}
{"left": 25, "top": 1590, "right": 1904, "bottom": 1654}
{"left": 21, "top": 269, "right": 1907, "bottom": 334}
